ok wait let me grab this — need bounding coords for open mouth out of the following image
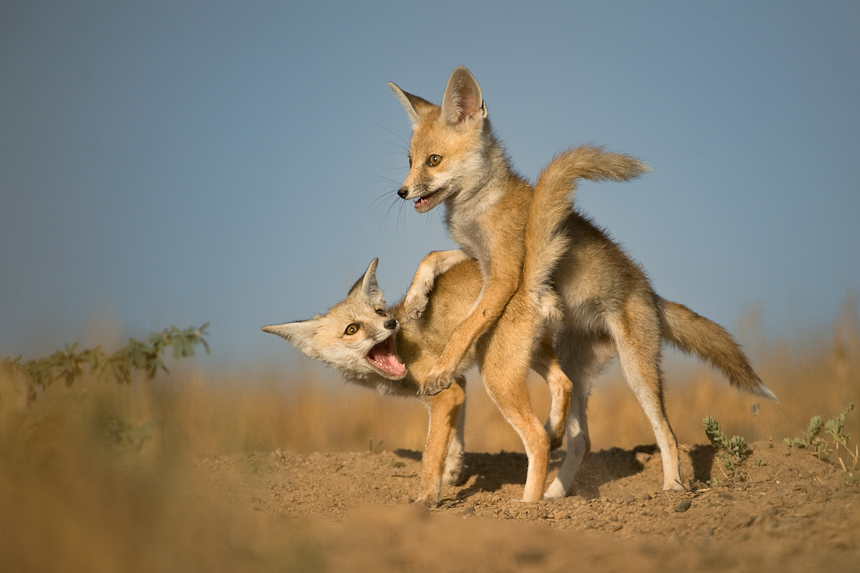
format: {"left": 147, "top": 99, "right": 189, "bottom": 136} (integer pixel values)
{"left": 414, "top": 189, "right": 442, "bottom": 212}
{"left": 366, "top": 336, "right": 407, "bottom": 379}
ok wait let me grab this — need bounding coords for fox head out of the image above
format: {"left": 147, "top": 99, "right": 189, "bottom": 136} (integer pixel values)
{"left": 389, "top": 65, "right": 496, "bottom": 213}
{"left": 263, "top": 258, "right": 408, "bottom": 384}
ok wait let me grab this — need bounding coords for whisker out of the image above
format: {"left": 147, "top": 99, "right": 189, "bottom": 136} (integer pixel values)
{"left": 383, "top": 198, "right": 406, "bottom": 231}
{"left": 374, "top": 164, "right": 409, "bottom": 173}
{"left": 379, "top": 139, "right": 410, "bottom": 155}
{"left": 365, "top": 191, "right": 397, "bottom": 214}
{"left": 373, "top": 121, "right": 410, "bottom": 150}
{"left": 362, "top": 170, "right": 403, "bottom": 186}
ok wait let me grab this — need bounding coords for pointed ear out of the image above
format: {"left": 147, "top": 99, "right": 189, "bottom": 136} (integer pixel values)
{"left": 440, "top": 65, "right": 486, "bottom": 126}
{"left": 348, "top": 258, "right": 386, "bottom": 308}
{"left": 262, "top": 319, "right": 322, "bottom": 358}
{"left": 389, "top": 81, "right": 438, "bottom": 126}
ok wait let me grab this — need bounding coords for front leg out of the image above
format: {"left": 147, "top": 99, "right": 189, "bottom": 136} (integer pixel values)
{"left": 402, "top": 249, "right": 470, "bottom": 321}
{"left": 442, "top": 388, "right": 467, "bottom": 486}
{"left": 421, "top": 217, "right": 525, "bottom": 395}
{"left": 422, "top": 263, "right": 521, "bottom": 395}
{"left": 415, "top": 377, "right": 466, "bottom": 507}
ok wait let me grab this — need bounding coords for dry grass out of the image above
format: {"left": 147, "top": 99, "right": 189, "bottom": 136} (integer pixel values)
{"left": 0, "top": 299, "right": 857, "bottom": 570}
{"left": 2, "top": 300, "right": 858, "bottom": 459}
{"left": 5, "top": 297, "right": 857, "bottom": 458}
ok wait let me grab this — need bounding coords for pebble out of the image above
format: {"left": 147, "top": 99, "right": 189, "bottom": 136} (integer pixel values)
{"left": 674, "top": 499, "right": 692, "bottom": 513}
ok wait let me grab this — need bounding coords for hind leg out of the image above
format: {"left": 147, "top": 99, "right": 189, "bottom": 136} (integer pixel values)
{"left": 531, "top": 335, "right": 572, "bottom": 450}
{"left": 481, "top": 366, "right": 550, "bottom": 502}
{"left": 478, "top": 328, "right": 550, "bottom": 503}
{"left": 607, "top": 297, "right": 683, "bottom": 491}
{"left": 544, "top": 330, "right": 616, "bottom": 499}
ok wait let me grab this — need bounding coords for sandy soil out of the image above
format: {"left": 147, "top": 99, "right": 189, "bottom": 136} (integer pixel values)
{"left": 186, "top": 440, "right": 860, "bottom": 572}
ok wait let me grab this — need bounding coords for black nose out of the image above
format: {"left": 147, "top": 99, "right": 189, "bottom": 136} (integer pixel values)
{"left": 384, "top": 318, "right": 397, "bottom": 330}
{"left": 397, "top": 188, "right": 408, "bottom": 199}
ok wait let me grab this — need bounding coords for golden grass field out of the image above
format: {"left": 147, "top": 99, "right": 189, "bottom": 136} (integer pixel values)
{"left": 1, "top": 297, "right": 857, "bottom": 571}
{"left": 27, "top": 296, "right": 849, "bottom": 459}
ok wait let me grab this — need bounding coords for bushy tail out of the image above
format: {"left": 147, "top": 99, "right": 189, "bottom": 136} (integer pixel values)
{"left": 523, "top": 145, "right": 650, "bottom": 307}
{"left": 659, "top": 298, "right": 778, "bottom": 401}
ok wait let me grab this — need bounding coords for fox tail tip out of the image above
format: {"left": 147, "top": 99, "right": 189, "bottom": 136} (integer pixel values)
{"left": 749, "top": 382, "right": 779, "bottom": 403}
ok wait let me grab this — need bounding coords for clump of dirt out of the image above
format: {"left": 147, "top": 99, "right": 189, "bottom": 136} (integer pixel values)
{"left": 189, "top": 440, "right": 860, "bottom": 572}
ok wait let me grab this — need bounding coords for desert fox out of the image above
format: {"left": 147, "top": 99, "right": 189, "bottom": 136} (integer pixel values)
{"left": 265, "top": 146, "right": 647, "bottom": 504}
{"left": 389, "top": 66, "right": 777, "bottom": 496}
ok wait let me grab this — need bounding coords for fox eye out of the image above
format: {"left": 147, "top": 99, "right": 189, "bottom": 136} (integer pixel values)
{"left": 344, "top": 323, "right": 360, "bottom": 336}
{"left": 407, "top": 154, "right": 412, "bottom": 168}
{"left": 375, "top": 309, "right": 387, "bottom": 317}
{"left": 427, "top": 154, "right": 442, "bottom": 167}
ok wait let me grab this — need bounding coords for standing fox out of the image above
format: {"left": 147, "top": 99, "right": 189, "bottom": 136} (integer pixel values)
{"left": 389, "top": 66, "right": 776, "bottom": 496}
{"left": 265, "top": 146, "right": 648, "bottom": 505}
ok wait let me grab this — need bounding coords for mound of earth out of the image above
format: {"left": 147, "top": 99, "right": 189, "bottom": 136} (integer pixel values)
{"left": 188, "top": 440, "right": 859, "bottom": 572}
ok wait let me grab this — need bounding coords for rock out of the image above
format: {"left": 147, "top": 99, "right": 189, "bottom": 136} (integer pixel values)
{"left": 674, "top": 499, "right": 692, "bottom": 513}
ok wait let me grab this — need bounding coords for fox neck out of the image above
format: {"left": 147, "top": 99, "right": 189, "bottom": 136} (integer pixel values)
{"left": 453, "top": 124, "right": 511, "bottom": 202}
{"left": 442, "top": 129, "right": 522, "bottom": 258}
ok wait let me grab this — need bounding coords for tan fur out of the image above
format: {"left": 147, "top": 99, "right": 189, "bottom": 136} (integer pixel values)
{"left": 391, "top": 70, "right": 651, "bottom": 396}
{"left": 390, "top": 66, "right": 777, "bottom": 498}
{"left": 264, "top": 146, "right": 641, "bottom": 504}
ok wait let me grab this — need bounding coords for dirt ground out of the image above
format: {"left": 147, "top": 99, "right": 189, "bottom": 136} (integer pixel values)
{"left": 185, "top": 440, "right": 859, "bottom": 572}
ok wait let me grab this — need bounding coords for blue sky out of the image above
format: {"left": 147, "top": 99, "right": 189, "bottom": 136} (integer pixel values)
{"left": 1, "top": 1, "right": 858, "bottom": 369}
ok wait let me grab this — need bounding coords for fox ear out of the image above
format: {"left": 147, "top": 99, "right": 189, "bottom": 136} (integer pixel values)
{"left": 262, "top": 319, "right": 321, "bottom": 358}
{"left": 348, "top": 258, "right": 386, "bottom": 308}
{"left": 388, "top": 82, "right": 437, "bottom": 126}
{"left": 440, "top": 65, "right": 486, "bottom": 126}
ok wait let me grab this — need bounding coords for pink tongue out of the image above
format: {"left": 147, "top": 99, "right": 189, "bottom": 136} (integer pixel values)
{"left": 414, "top": 190, "right": 438, "bottom": 210}
{"left": 368, "top": 342, "right": 407, "bottom": 377}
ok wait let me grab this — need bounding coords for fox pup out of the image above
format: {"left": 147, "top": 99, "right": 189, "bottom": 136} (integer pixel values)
{"left": 265, "top": 146, "right": 648, "bottom": 504}
{"left": 390, "top": 66, "right": 777, "bottom": 496}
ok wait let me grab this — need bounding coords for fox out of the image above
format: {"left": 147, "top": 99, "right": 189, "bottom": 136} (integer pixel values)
{"left": 389, "top": 65, "right": 777, "bottom": 497}
{"left": 264, "top": 145, "right": 649, "bottom": 505}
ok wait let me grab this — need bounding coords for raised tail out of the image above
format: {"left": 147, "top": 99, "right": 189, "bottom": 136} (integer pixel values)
{"left": 523, "top": 145, "right": 650, "bottom": 301}
{"left": 659, "top": 298, "right": 778, "bottom": 401}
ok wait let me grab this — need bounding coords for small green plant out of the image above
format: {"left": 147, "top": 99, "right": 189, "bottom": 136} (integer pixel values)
{"left": 703, "top": 416, "right": 750, "bottom": 479}
{"left": 785, "top": 414, "right": 830, "bottom": 458}
{"left": 786, "top": 402, "right": 857, "bottom": 481}
{"left": 4, "top": 323, "right": 210, "bottom": 402}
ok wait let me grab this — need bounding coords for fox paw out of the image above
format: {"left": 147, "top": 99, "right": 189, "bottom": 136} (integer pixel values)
{"left": 419, "top": 376, "right": 453, "bottom": 396}
{"left": 442, "top": 462, "right": 465, "bottom": 486}
{"left": 413, "top": 495, "right": 439, "bottom": 509}
{"left": 543, "top": 481, "right": 567, "bottom": 499}
{"left": 443, "top": 469, "right": 466, "bottom": 487}
{"left": 400, "top": 305, "right": 424, "bottom": 323}
{"left": 544, "top": 420, "right": 565, "bottom": 450}
{"left": 402, "top": 292, "right": 430, "bottom": 322}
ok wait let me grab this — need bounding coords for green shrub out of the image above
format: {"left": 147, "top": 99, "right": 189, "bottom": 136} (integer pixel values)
{"left": 4, "top": 323, "right": 210, "bottom": 402}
